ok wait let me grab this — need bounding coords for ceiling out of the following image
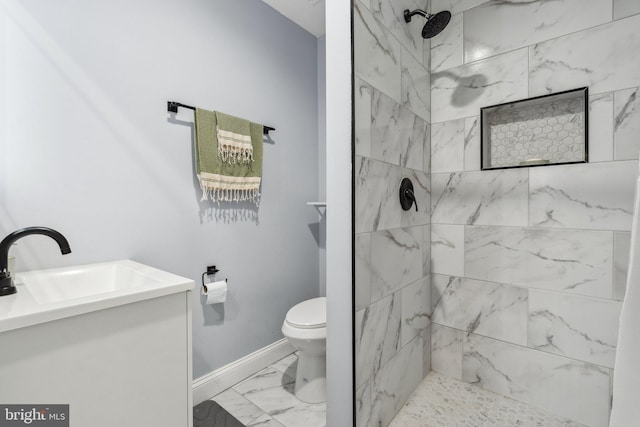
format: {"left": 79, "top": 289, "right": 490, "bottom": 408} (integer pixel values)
{"left": 261, "top": 0, "right": 326, "bottom": 38}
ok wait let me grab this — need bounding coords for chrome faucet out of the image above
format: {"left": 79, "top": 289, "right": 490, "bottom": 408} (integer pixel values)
{"left": 0, "top": 227, "right": 72, "bottom": 297}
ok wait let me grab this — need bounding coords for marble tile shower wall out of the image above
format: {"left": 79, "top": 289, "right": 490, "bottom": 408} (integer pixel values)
{"left": 429, "top": 1, "right": 640, "bottom": 427}
{"left": 354, "top": 1, "right": 432, "bottom": 426}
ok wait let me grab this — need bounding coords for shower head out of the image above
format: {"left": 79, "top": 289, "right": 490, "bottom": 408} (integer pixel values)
{"left": 403, "top": 9, "right": 452, "bottom": 39}
{"left": 422, "top": 10, "right": 451, "bottom": 38}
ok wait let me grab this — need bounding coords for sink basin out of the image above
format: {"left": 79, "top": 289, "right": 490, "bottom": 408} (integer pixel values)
{"left": 22, "top": 262, "right": 165, "bottom": 304}
{"left": 0, "top": 260, "right": 193, "bottom": 333}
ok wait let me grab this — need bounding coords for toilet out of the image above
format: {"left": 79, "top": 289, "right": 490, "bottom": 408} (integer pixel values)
{"left": 281, "top": 297, "right": 326, "bottom": 403}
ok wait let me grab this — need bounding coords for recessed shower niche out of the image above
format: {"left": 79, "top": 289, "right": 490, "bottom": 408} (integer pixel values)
{"left": 481, "top": 87, "right": 588, "bottom": 170}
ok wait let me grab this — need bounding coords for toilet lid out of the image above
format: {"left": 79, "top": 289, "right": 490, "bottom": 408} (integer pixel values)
{"left": 285, "top": 297, "right": 326, "bottom": 329}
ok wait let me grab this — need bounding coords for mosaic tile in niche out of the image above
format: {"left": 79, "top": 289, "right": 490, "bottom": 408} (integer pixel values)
{"left": 486, "top": 97, "right": 585, "bottom": 168}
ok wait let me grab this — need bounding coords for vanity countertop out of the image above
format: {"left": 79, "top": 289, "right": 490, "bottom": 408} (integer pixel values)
{"left": 0, "top": 259, "right": 194, "bottom": 333}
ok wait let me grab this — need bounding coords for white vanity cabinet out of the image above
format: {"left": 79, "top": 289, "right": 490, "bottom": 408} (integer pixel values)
{"left": 0, "top": 261, "right": 194, "bottom": 427}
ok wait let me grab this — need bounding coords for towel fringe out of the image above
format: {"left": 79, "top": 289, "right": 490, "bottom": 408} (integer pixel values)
{"left": 199, "top": 181, "right": 260, "bottom": 207}
{"left": 218, "top": 145, "right": 254, "bottom": 164}
{"left": 216, "top": 126, "right": 254, "bottom": 164}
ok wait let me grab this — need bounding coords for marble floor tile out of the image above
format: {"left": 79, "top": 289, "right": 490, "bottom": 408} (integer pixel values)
{"left": 233, "top": 366, "right": 326, "bottom": 427}
{"left": 464, "top": 0, "right": 610, "bottom": 63}
{"left": 210, "top": 353, "right": 320, "bottom": 427}
{"left": 231, "top": 366, "right": 295, "bottom": 401}
{"left": 214, "top": 388, "right": 272, "bottom": 426}
{"left": 529, "top": 14, "right": 640, "bottom": 96}
{"left": 270, "top": 353, "right": 298, "bottom": 379}
{"left": 389, "top": 371, "right": 587, "bottom": 427}
{"left": 247, "top": 415, "right": 285, "bottom": 427}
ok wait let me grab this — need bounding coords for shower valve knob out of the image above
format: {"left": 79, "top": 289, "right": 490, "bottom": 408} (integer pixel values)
{"left": 399, "top": 178, "right": 418, "bottom": 212}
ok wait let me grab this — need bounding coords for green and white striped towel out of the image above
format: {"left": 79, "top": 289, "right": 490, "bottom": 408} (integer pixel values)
{"left": 216, "top": 111, "right": 254, "bottom": 163}
{"left": 194, "top": 108, "right": 263, "bottom": 205}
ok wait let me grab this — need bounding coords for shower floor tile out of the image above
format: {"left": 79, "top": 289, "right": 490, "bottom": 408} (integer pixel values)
{"left": 389, "top": 371, "right": 587, "bottom": 427}
{"left": 208, "top": 352, "right": 326, "bottom": 427}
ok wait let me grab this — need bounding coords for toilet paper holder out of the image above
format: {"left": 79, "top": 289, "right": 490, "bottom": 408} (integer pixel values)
{"left": 202, "top": 265, "right": 227, "bottom": 290}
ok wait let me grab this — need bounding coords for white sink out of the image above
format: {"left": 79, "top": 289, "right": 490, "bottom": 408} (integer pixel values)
{"left": 0, "top": 260, "right": 194, "bottom": 333}
{"left": 22, "top": 262, "right": 165, "bottom": 304}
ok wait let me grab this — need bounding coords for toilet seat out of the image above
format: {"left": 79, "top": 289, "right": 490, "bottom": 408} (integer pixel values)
{"left": 285, "top": 297, "right": 326, "bottom": 329}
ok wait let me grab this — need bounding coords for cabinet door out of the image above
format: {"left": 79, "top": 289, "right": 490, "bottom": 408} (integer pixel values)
{"left": 0, "top": 292, "right": 191, "bottom": 427}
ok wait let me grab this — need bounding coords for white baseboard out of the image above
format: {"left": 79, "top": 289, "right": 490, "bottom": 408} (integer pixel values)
{"left": 193, "top": 338, "right": 295, "bottom": 405}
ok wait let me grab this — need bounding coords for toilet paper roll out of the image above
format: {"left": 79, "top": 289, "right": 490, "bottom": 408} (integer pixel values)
{"left": 202, "top": 279, "right": 227, "bottom": 304}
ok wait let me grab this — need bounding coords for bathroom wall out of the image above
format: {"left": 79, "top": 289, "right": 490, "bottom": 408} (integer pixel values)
{"left": 353, "top": 0, "right": 432, "bottom": 425}
{"left": 325, "top": 0, "right": 353, "bottom": 422}
{"left": 0, "top": 0, "right": 320, "bottom": 379}
{"left": 317, "top": 35, "right": 327, "bottom": 297}
{"left": 429, "top": 1, "right": 640, "bottom": 426}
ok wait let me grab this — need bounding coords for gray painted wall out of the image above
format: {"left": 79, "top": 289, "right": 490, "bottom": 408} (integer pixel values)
{"left": 0, "top": 0, "right": 320, "bottom": 378}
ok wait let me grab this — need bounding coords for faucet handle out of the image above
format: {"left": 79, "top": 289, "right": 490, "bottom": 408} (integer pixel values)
{"left": 405, "top": 188, "right": 418, "bottom": 212}
{"left": 0, "top": 270, "right": 17, "bottom": 296}
{"left": 399, "top": 178, "right": 419, "bottom": 212}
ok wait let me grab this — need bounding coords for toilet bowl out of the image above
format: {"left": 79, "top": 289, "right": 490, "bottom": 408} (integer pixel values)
{"left": 281, "top": 297, "right": 326, "bottom": 404}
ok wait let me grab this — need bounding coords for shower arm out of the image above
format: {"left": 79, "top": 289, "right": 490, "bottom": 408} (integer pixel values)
{"left": 404, "top": 9, "right": 432, "bottom": 23}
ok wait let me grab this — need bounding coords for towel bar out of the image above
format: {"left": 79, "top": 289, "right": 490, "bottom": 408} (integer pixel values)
{"left": 167, "top": 101, "right": 275, "bottom": 135}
